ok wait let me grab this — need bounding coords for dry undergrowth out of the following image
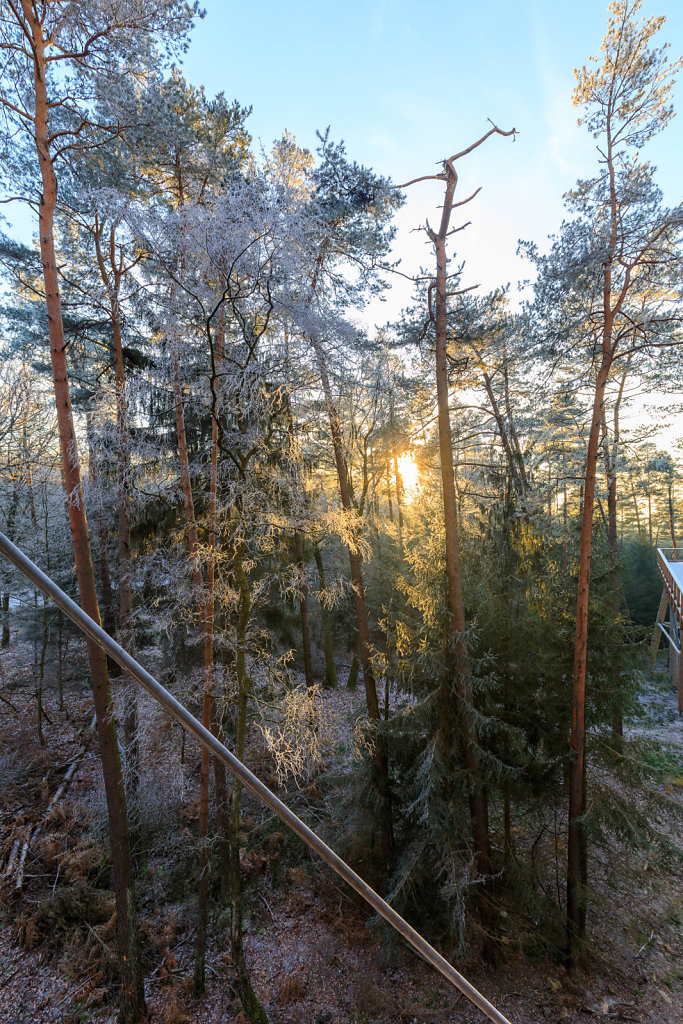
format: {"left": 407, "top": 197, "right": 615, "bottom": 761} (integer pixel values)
{"left": 0, "top": 650, "right": 681, "bottom": 1023}
{"left": 276, "top": 973, "right": 306, "bottom": 1005}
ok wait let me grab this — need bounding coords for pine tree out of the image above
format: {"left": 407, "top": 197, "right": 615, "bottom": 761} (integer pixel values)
{"left": 0, "top": 5, "right": 200, "bottom": 1019}
{"left": 525, "top": 0, "right": 682, "bottom": 958}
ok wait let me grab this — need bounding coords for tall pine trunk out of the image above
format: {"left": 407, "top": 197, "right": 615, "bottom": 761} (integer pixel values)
{"left": 1, "top": 591, "right": 8, "bottom": 649}
{"left": 30, "top": 18, "right": 144, "bottom": 1021}
{"left": 283, "top": 382, "right": 314, "bottom": 688}
{"left": 170, "top": 342, "right": 212, "bottom": 993}
{"left": 229, "top": 542, "right": 269, "bottom": 1024}
{"left": 601, "top": 363, "right": 629, "bottom": 744}
{"left": 401, "top": 131, "right": 514, "bottom": 892}
{"left": 567, "top": 342, "right": 613, "bottom": 959}
{"left": 314, "top": 543, "right": 337, "bottom": 688}
{"left": 1, "top": 487, "right": 18, "bottom": 649}
{"left": 94, "top": 225, "right": 139, "bottom": 784}
{"left": 282, "top": 343, "right": 315, "bottom": 688}
{"left": 311, "top": 339, "right": 393, "bottom": 863}
{"left": 293, "top": 529, "right": 314, "bottom": 687}
{"left": 191, "top": 321, "right": 224, "bottom": 994}
{"left": 86, "top": 413, "right": 116, "bottom": 642}
{"left": 431, "top": 161, "right": 490, "bottom": 881}
{"left": 112, "top": 301, "right": 139, "bottom": 788}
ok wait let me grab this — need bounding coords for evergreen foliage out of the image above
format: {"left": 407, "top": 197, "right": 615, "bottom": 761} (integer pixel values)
{"left": 0, "top": 1, "right": 681, "bottom": 1019}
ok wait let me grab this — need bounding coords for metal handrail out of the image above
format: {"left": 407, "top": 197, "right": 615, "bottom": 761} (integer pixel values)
{"left": 0, "top": 531, "right": 512, "bottom": 1024}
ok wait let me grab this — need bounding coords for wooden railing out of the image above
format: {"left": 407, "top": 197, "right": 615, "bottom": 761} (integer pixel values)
{"left": 657, "top": 548, "right": 682, "bottom": 633}
{"left": 656, "top": 548, "right": 683, "bottom": 711}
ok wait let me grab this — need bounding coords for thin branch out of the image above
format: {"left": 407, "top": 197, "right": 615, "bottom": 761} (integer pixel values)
{"left": 397, "top": 172, "right": 447, "bottom": 189}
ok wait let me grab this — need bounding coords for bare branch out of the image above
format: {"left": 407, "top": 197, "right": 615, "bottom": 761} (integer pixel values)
{"left": 397, "top": 172, "right": 447, "bottom": 189}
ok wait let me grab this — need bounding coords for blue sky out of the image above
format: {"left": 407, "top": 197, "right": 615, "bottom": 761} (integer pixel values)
{"left": 180, "top": 0, "right": 683, "bottom": 318}
{"left": 4, "top": 2, "right": 680, "bottom": 322}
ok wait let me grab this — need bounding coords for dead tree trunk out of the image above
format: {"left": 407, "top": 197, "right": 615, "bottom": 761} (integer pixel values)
{"left": 401, "top": 130, "right": 515, "bottom": 883}
{"left": 431, "top": 173, "right": 490, "bottom": 882}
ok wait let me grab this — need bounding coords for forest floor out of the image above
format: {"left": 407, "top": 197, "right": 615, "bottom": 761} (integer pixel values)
{"left": 0, "top": 640, "right": 681, "bottom": 1024}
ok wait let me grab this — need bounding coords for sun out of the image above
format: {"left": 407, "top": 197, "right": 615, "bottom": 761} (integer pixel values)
{"left": 397, "top": 451, "right": 420, "bottom": 501}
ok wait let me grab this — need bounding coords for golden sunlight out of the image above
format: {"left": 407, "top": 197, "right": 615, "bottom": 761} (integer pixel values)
{"left": 397, "top": 451, "right": 420, "bottom": 501}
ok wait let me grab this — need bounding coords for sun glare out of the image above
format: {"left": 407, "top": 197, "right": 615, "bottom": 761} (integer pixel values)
{"left": 397, "top": 452, "right": 420, "bottom": 501}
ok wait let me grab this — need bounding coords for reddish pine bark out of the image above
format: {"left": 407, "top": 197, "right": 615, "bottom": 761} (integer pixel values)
{"left": 567, "top": 351, "right": 612, "bottom": 952}
{"left": 28, "top": 9, "right": 145, "bottom": 1019}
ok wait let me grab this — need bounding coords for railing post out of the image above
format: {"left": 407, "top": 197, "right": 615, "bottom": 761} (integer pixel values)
{"left": 650, "top": 588, "right": 668, "bottom": 671}
{"left": 656, "top": 548, "right": 683, "bottom": 703}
